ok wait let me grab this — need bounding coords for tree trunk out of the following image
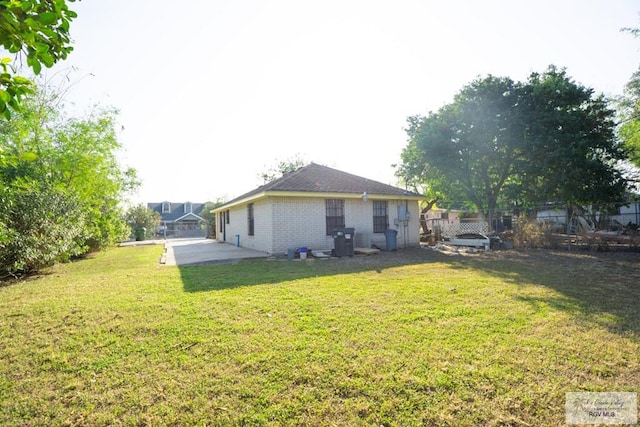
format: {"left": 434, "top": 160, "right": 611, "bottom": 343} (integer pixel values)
{"left": 419, "top": 199, "right": 439, "bottom": 234}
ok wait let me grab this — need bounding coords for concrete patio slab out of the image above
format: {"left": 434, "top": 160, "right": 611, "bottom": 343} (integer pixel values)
{"left": 162, "top": 238, "right": 268, "bottom": 266}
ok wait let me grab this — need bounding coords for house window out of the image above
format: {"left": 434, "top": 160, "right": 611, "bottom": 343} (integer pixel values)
{"left": 247, "top": 203, "right": 254, "bottom": 236}
{"left": 219, "top": 211, "right": 225, "bottom": 232}
{"left": 373, "top": 201, "right": 388, "bottom": 233}
{"left": 184, "top": 202, "right": 192, "bottom": 213}
{"left": 162, "top": 202, "right": 171, "bottom": 213}
{"left": 325, "top": 199, "right": 345, "bottom": 235}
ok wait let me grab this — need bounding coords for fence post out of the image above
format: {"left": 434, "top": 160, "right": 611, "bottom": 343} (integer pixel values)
{"left": 566, "top": 213, "right": 573, "bottom": 251}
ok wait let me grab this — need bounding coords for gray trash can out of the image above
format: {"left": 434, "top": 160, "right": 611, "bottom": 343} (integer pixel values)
{"left": 385, "top": 229, "right": 398, "bottom": 251}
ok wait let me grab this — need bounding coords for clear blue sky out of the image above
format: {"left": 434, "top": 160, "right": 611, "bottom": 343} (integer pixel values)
{"left": 51, "top": 0, "right": 640, "bottom": 204}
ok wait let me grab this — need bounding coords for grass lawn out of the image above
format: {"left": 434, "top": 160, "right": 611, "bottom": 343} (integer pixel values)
{"left": 0, "top": 245, "right": 639, "bottom": 426}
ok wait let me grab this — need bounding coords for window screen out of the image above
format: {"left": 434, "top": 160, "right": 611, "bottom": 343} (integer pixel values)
{"left": 373, "top": 200, "right": 388, "bottom": 233}
{"left": 247, "top": 203, "right": 254, "bottom": 236}
{"left": 325, "top": 199, "right": 345, "bottom": 235}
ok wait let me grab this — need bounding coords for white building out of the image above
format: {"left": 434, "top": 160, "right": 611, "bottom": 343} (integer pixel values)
{"left": 213, "top": 163, "right": 425, "bottom": 254}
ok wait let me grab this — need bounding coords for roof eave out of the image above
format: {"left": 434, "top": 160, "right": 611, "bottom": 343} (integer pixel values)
{"left": 212, "top": 190, "right": 426, "bottom": 213}
{"left": 173, "top": 212, "right": 205, "bottom": 222}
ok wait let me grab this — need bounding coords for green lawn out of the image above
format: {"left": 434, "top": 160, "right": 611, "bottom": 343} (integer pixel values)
{"left": 1, "top": 245, "right": 638, "bottom": 426}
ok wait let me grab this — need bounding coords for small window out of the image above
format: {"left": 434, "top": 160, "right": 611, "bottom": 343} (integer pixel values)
{"left": 162, "top": 202, "right": 171, "bottom": 213}
{"left": 247, "top": 203, "right": 254, "bottom": 236}
{"left": 226, "top": 210, "right": 230, "bottom": 224}
{"left": 219, "top": 212, "right": 224, "bottom": 232}
{"left": 325, "top": 199, "right": 345, "bottom": 235}
{"left": 373, "top": 201, "right": 388, "bottom": 233}
{"left": 184, "top": 202, "right": 192, "bottom": 213}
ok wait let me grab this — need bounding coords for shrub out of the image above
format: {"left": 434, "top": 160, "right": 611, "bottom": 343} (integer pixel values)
{"left": 0, "top": 185, "right": 88, "bottom": 278}
{"left": 512, "top": 219, "right": 561, "bottom": 249}
{"left": 124, "top": 204, "right": 161, "bottom": 240}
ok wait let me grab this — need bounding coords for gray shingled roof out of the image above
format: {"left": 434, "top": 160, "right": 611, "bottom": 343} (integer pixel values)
{"left": 224, "top": 163, "right": 421, "bottom": 205}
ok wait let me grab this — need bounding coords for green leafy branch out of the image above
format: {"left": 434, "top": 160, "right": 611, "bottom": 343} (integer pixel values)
{"left": 0, "top": 0, "right": 78, "bottom": 118}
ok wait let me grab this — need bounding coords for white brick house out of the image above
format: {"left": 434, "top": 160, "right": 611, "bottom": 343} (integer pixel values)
{"left": 212, "top": 163, "right": 425, "bottom": 255}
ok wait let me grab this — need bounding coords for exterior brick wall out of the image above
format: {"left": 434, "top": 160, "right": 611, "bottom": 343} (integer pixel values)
{"left": 271, "top": 197, "right": 330, "bottom": 254}
{"left": 217, "top": 196, "right": 421, "bottom": 254}
{"left": 241, "top": 199, "right": 273, "bottom": 252}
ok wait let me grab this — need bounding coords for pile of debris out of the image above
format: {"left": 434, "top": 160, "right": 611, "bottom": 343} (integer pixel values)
{"left": 431, "top": 233, "right": 508, "bottom": 254}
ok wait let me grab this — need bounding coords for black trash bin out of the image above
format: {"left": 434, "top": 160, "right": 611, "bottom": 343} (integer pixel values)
{"left": 332, "top": 228, "right": 355, "bottom": 257}
{"left": 385, "top": 229, "right": 398, "bottom": 251}
{"left": 332, "top": 229, "right": 347, "bottom": 257}
{"left": 343, "top": 227, "right": 354, "bottom": 257}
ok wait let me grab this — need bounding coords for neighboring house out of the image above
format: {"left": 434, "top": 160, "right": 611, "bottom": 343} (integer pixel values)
{"left": 535, "top": 200, "right": 640, "bottom": 231}
{"left": 612, "top": 201, "right": 640, "bottom": 227}
{"left": 147, "top": 201, "right": 207, "bottom": 238}
{"left": 422, "top": 208, "right": 472, "bottom": 239}
{"left": 212, "top": 163, "right": 426, "bottom": 254}
{"left": 422, "top": 208, "right": 463, "bottom": 229}
{"left": 536, "top": 205, "right": 568, "bottom": 225}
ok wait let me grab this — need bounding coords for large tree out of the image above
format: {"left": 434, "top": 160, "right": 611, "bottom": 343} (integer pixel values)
{"left": 618, "top": 26, "right": 640, "bottom": 169}
{"left": 0, "top": 0, "right": 78, "bottom": 117}
{"left": 618, "top": 66, "right": 640, "bottom": 170}
{"left": 0, "top": 83, "right": 137, "bottom": 276}
{"left": 401, "top": 75, "right": 528, "bottom": 225}
{"left": 400, "top": 67, "right": 629, "bottom": 223}
{"left": 521, "top": 68, "right": 628, "bottom": 207}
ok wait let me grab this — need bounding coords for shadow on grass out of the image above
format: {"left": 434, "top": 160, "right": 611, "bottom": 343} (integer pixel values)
{"left": 0, "top": 251, "right": 102, "bottom": 287}
{"left": 444, "top": 249, "right": 640, "bottom": 338}
{"left": 178, "top": 247, "right": 440, "bottom": 292}
{"left": 179, "top": 247, "right": 640, "bottom": 337}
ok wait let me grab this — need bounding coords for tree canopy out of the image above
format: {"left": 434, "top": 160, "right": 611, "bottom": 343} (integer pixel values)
{"left": 0, "top": 0, "right": 77, "bottom": 118}
{"left": 618, "top": 23, "right": 640, "bottom": 170}
{"left": 124, "top": 205, "right": 161, "bottom": 240}
{"left": 520, "top": 69, "right": 627, "bottom": 206}
{"left": 258, "top": 154, "right": 308, "bottom": 184}
{"left": 0, "top": 83, "right": 138, "bottom": 277}
{"left": 399, "top": 66, "right": 630, "bottom": 221}
{"left": 618, "top": 69, "right": 640, "bottom": 168}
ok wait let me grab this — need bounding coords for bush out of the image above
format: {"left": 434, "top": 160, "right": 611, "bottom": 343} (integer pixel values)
{"left": 124, "top": 205, "right": 160, "bottom": 240}
{"left": 1, "top": 87, "right": 138, "bottom": 278}
{"left": 0, "top": 186, "right": 88, "bottom": 278}
{"left": 512, "top": 219, "right": 561, "bottom": 249}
